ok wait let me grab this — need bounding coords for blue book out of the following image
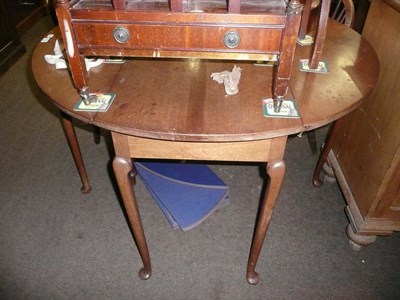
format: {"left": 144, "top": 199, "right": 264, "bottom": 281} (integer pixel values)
{"left": 135, "top": 161, "right": 229, "bottom": 231}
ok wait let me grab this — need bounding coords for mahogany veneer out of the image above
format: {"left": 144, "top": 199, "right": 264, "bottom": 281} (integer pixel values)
{"left": 55, "top": 0, "right": 303, "bottom": 111}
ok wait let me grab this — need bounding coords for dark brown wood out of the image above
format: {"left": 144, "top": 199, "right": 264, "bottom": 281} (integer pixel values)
{"left": 93, "top": 126, "right": 101, "bottom": 144}
{"left": 95, "top": 59, "right": 304, "bottom": 141}
{"left": 312, "top": 119, "right": 343, "bottom": 187}
{"left": 60, "top": 111, "right": 92, "bottom": 193}
{"left": 31, "top": 21, "right": 379, "bottom": 140}
{"left": 308, "top": 0, "right": 331, "bottom": 69}
{"left": 304, "top": 0, "right": 355, "bottom": 153}
{"left": 320, "top": 0, "right": 400, "bottom": 248}
{"left": 4, "top": 0, "right": 48, "bottom": 35}
{"left": 110, "top": 132, "right": 287, "bottom": 285}
{"left": 31, "top": 20, "right": 379, "bottom": 283}
{"left": 228, "top": 0, "right": 241, "bottom": 13}
{"left": 70, "top": 9, "right": 286, "bottom": 22}
{"left": 298, "top": 0, "right": 313, "bottom": 39}
{"left": 112, "top": 0, "right": 126, "bottom": 10}
{"left": 331, "top": 0, "right": 355, "bottom": 26}
{"left": 273, "top": 0, "right": 302, "bottom": 110}
{"left": 55, "top": 0, "right": 300, "bottom": 110}
{"left": 290, "top": 20, "right": 379, "bottom": 130}
{"left": 384, "top": 0, "right": 400, "bottom": 12}
{"left": 0, "top": 0, "right": 26, "bottom": 77}
{"left": 170, "top": 0, "right": 183, "bottom": 11}
{"left": 306, "top": 130, "right": 318, "bottom": 154}
{"left": 55, "top": 0, "right": 89, "bottom": 102}
{"left": 353, "top": 0, "right": 370, "bottom": 33}
{"left": 304, "top": 0, "right": 355, "bottom": 69}
{"left": 112, "top": 132, "right": 152, "bottom": 280}
{"left": 73, "top": 23, "right": 283, "bottom": 55}
{"left": 246, "top": 137, "right": 286, "bottom": 284}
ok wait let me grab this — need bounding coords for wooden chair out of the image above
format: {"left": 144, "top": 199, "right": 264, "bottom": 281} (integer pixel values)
{"left": 300, "top": 0, "right": 355, "bottom": 154}
{"left": 303, "top": 0, "right": 355, "bottom": 68}
{"left": 310, "top": 0, "right": 356, "bottom": 184}
{"left": 330, "top": 0, "right": 355, "bottom": 27}
{"left": 298, "top": 0, "right": 321, "bottom": 41}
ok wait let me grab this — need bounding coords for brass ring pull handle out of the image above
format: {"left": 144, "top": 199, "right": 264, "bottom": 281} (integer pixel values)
{"left": 223, "top": 31, "right": 240, "bottom": 48}
{"left": 113, "top": 26, "right": 130, "bottom": 44}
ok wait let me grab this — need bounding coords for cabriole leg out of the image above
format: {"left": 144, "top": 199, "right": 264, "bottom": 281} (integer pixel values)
{"left": 112, "top": 156, "right": 152, "bottom": 280}
{"left": 247, "top": 160, "right": 286, "bottom": 285}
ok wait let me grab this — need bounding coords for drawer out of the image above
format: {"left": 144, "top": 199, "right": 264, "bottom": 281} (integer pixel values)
{"left": 73, "top": 22, "right": 283, "bottom": 55}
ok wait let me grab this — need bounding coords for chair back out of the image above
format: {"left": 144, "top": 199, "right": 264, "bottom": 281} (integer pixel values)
{"left": 330, "top": 0, "right": 355, "bottom": 27}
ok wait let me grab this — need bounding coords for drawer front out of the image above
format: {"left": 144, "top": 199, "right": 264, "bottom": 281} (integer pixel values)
{"left": 73, "top": 23, "right": 283, "bottom": 55}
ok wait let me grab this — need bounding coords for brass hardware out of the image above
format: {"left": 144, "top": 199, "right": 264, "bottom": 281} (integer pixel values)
{"left": 113, "top": 27, "right": 130, "bottom": 44}
{"left": 223, "top": 31, "right": 240, "bottom": 48}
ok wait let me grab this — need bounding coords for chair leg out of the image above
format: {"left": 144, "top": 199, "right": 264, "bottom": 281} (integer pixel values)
{"left": 298, "top": 0, "right": 313, "bottom": 40}
{"left": 93, "top": 126, "right": 101, "bottom": 144}
{"left": 309, "top": 0, "right": 331, "bottom": 69}
{"left": 312, "top": 119, "right": 344, "bottom": 187}
{"left": 306, "top": 130, "right": 318, "bottom": 154}
{"left": 273, "top": 0, "right": 303, "bottom": 112}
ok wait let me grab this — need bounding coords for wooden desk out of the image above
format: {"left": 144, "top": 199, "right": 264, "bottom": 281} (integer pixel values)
{"left": 32, "top": 20, "right": 379, "bottom": 284}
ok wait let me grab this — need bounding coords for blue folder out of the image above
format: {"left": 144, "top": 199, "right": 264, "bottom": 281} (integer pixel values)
{"left": 135, "top": 161, "right": 229, "bottom": 231}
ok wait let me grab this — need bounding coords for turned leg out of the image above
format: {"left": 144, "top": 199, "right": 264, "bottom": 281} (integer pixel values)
{"left": 346, "top": 224, "right": 377, "bottom": 251}
{"left": 273, "top": 0, "right": 302, "bottom": 112}
{"left": 312, "top": 119, "right": 344, "bottom": 187}
{"left": 59, "top": 111, "right": 91, "bottom": 193}
{"left": 247, "top": 160, "right": 286, "bottom": 285}
{"left": 56, "top": 2, "right": 96, "bottom": 105}
{"left": 112, "top": 156, "right": 152, "bottom": 280}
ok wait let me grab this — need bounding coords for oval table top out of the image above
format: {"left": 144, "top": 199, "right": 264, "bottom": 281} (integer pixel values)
{"left": 32, "top": 20, "right": 379, "bottom": 142}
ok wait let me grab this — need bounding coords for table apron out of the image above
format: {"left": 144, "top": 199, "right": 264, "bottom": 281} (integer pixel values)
{"left": 117, "top": 135, "right": 287, "bottom": 162}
